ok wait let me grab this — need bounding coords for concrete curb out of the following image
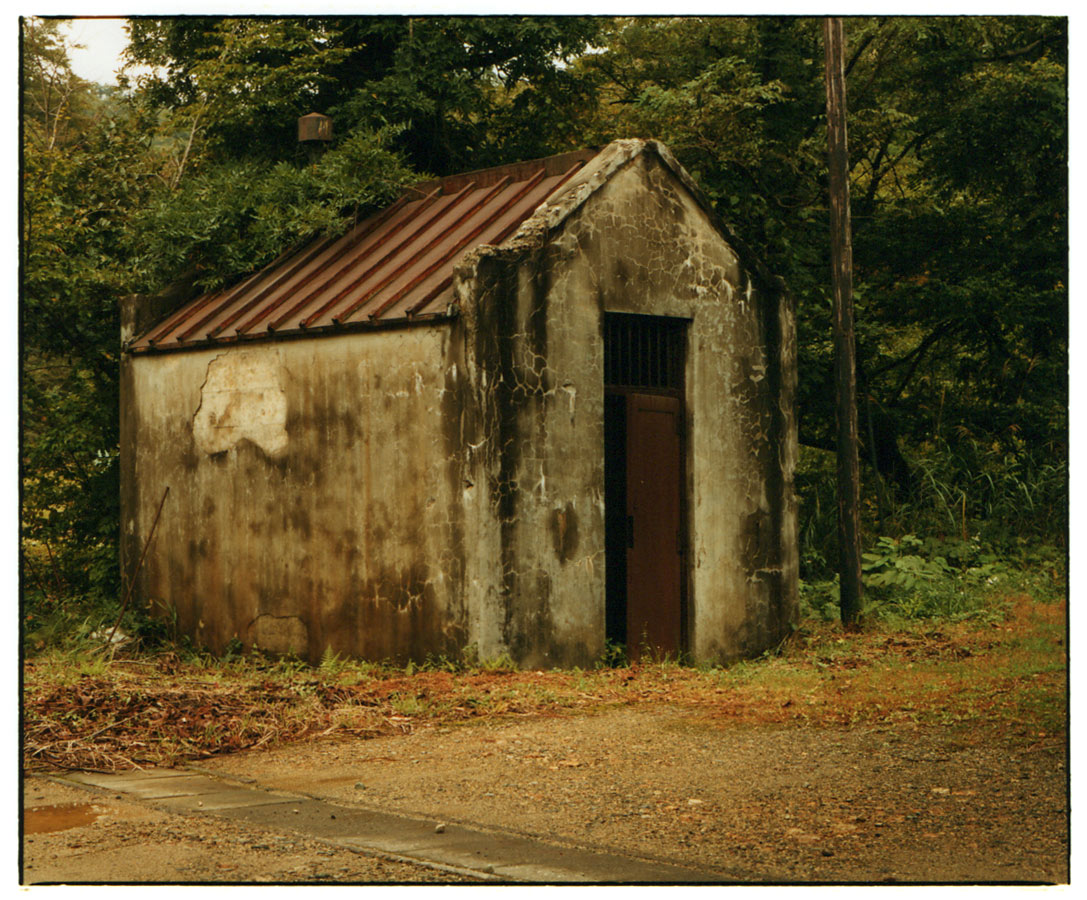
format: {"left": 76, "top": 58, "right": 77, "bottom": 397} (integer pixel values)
{"left": 57, "top": 767, "right": 733, "bottom": 883}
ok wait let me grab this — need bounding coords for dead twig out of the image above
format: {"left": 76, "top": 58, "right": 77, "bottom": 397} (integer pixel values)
{"left": 106, "top": 485, "right": 170, "bottom": 649}
{"left": 83, "top": 714, "right": 137, "bottom": 742}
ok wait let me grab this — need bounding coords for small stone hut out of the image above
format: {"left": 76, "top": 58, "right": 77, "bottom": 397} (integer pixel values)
{"left": 120, "top": 139, "right": 798, "bottom": 668}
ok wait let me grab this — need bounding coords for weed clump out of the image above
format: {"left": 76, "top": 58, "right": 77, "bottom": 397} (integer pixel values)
{"left": 801, "top": 529, "right": 1063, "bottom": 627}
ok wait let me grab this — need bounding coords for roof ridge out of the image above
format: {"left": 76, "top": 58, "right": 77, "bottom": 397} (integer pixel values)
{"left": 408, "top": 147, "right": 601, "bottom": 197}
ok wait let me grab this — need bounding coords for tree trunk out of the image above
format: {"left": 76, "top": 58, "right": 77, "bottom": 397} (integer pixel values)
{"left": 823, "top": 17, "right": 864, "bottom": 627}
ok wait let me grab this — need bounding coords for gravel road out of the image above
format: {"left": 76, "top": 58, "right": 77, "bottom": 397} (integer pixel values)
{"left": 26, "top": 704, "right": 1064, "bottom": 884}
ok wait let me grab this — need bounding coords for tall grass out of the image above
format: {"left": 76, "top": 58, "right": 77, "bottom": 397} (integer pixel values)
{"left": 905, "top": 436, "right": 1067, "bottom": 547}
{"left": 798, "top": 435, "right": 1066, "bottom": 577}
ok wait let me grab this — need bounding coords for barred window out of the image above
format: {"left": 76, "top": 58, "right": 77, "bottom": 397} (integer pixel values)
{"left": 604, "top": 314, "right": 686, "bottom": 389}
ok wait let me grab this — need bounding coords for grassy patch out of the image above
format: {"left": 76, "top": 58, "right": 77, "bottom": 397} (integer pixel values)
{"left": 731, "top": 589, "right": 1067, "bottom": 738}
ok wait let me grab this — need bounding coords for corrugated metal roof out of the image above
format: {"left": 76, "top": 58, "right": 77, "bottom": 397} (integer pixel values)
{"left": 128, "top": 148, "right": 599, "bottom": 353}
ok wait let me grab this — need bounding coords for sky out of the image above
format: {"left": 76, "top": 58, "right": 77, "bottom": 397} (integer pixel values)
{"left": 62, "top": 17, "right": 139, "bottom": 86}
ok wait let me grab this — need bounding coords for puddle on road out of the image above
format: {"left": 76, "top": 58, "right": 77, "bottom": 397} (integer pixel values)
{"left": 24, "top": 803, "right": 106, "bottom": 835}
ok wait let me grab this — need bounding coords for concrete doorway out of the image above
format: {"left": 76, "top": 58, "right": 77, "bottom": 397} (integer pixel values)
{"left": 603, "top": 314, "right": 688, "bottom": 661}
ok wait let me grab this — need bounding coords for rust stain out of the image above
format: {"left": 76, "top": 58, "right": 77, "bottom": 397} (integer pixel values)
{"left": 551, "top": 503, "right": 580, "bottom": 563}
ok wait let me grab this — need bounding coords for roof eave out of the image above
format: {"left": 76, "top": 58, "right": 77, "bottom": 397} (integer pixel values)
{"left": 125, "top": 306, "right": 460, "bottom": 356}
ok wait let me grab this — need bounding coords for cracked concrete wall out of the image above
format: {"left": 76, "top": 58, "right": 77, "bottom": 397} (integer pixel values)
{"left": 454, "top": 245, "right": 606, "bottom": 669}
{"left": 567, "top": 150, "right": 797, "bottom": 662}
{"left": 121, "top": 328, "right": 471, "bottom": 664}
{"left": 453, "top": 144, "right": 797, "bottom": 666}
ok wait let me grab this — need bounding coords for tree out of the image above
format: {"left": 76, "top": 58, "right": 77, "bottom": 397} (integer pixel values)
{"left": 823, "top": 17, "right": 863, "bottom": 625}
{"left": 576, "top": 16, "right": 1067, "bottom": 551}
{"left": 117, "top": 16, "right": 608, "bottom": 295}
{"left": 21, "top": 18, "right": 158, "bottom": 625}
{"left": 125, "top": 17, "right": 605, "bottom": 176}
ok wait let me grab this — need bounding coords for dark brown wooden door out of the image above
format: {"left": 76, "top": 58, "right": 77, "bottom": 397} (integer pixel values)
{"left": 625, "top": 393, "right": 683, "bottom": 660}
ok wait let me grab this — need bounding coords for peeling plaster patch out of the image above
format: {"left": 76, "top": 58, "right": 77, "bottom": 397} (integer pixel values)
{"left": 193, "top": 351, "right": 288, "bottom": 457}
{"left": 560, "top": 382, "right": 577, "bottom": 417}
{"left": 249, "top": 614, "right": 308, "bottom": 655}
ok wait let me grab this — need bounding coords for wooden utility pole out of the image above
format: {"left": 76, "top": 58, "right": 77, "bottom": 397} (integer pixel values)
{"left": 823, "top": 17, "right": 863, "bottom": 626}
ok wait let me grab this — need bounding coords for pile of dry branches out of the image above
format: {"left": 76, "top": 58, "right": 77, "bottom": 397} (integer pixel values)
{"left": 23, "top": 662, "right": 401, "bottom": 772}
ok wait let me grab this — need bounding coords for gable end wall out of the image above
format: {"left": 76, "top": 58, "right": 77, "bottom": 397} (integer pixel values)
{"left": 454, "top": 148, "right": 797, "bottom": 666}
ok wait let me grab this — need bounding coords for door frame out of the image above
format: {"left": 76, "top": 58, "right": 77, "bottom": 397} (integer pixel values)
{"left": 602, "top": 311, "right": 691, "bottom": 660}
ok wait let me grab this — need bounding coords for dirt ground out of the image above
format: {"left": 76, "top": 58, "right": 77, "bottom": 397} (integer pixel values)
{"left": 21, "top": 777, "right": 481, "bottom": 884}
{"left": 23, "top": 704, "right": 1068, "bottom": 884}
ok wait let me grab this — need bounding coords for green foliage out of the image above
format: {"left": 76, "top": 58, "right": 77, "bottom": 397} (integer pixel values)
{"left": 904, "top": 437, "right": 1067, "bottom": 547}
{"left": 859, "top": 534, "right": 1009, "bottom": 623}
{"left": 802, "top": 528, "right": 1063, "bottom": 629}
{"left": 862, "top": 534, "right": 951, "bottom": 589}
{"left": 126, "top": 124, "right": 416, "bottom": 294}
{"left": 795, "top": 445, "right": 838, "bottom": 581}
{"left": 472, "top": 648, "right": 518, "bottom": 673}
{"left": 23, "top": 606, "right": 118, "bottom": 656}
{"left": 596, "top": 639, "right": 629, "bottom": 669}
{"left": 318, "top": 645, "right": 348, "bottom": 677}
{"left": 406, "top": 645, "right": 517, "bottom": 674}
{"left": 22, "top": 19, "right": 160, "bottom": 631}
{"left": 799, "top": 576, "right": 840, "bottom": 623}
{"left": 126, "top": 16, "right": 605, "bottom": 175}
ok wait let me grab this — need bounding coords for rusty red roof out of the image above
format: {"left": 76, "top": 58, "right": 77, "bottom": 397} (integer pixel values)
{"left": 128, "top": 148, "right": 599, "bottom": 353}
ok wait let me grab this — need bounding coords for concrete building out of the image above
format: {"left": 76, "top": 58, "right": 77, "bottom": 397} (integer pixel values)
{"left": 120, "top": 139, "right": 798, "bottom": 668}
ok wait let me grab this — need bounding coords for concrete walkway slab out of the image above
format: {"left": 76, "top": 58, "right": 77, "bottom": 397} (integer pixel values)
{"left": 156, "top": 789, "right": 298, "bottom": 811}
{"left": 57, "top": 767, "right": 727, "bottom": 883}
{"left": 67, "top": 771, "right": 230, "bottom": 799}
